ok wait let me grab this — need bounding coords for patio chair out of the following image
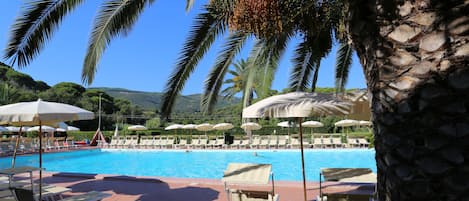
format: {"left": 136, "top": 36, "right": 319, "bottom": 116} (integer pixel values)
{"left": 116, "top": 136, "right": 126, "bottom": 148}
{"left": 138, "top": 136, "right": 152, "bottom": 149}
{"left": 108, "top": 136, "right": 118, "bottom": 148}
{"left": 174, "top": 138, "right": 188, "bottom": 149}
{"left": 164, "top": 137, "right": 175, "bottom": 149}
{"left": 207, "top": 138, "right": 217, "bottom": 149}
{"left": 318, "top": 168, "right": 376, "bottom": 201}
{"left": 194, "top": 136, "right": 208, "bottom": 149}
{"left": 123, "top": 136, "right": 137, "bottom": 148}
{"left": 358, "top": 138, "right": 370, "bottom": 148}
{"left": 347, "top": 138, "right": 360, "bottom": 148}
{"left": 332, "top": 137, "right": 344, "bottom": 148}
{"left": 222, "top": 163, "right": 279, "bottom": 201}
{"left": 250, "top": 136, "right": 261, "bottom": 149}
{"left": 268, "top": 136, "right": 278, "bottom": 149}
{"left": 215, "top": 137, "right": 225, "bottom": 149}
{"left": 312, "top": 137, "right": 323, "bottom": 149}
{"left": 259, "top": 137, "right": 270, "bottom": 149}
{"left": 276, "top": 136, "right": 288, "bottom": 149}
{"left": 322, "top": 137, "right": 333, "bottom": 148}
{"left": 288, "top": 138, "right": 300, "bottom": 149}
{"left": 230, "top": 139, "right": 242, "bottom": 149}
{"left": 152, "top": 136, "right": 163, "bottom": 149}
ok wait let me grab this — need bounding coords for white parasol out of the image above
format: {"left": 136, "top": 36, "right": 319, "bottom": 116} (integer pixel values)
{"left": 195, "top": 123, "right": 213, "bottom": 136}
{"left": 165, "top": 124, "right": 183, "bottom": 136}
{"left": 240, "top": 122, "right": 262, "bottom": 130}
{"left": 0, "top": 126, "right": 8, "bottom": 132}
{"left": 359, "top": 120, "right": 372, "bottom": 126}
{"left": 334, "top": 119, "right": 360, "bottom": 127}
{"left": 301, "top": 120, "right": 324, "bottom": 135}
{"left": 182, "top": 124, "right": 197, "bottom": 135}
{"left": 28, "top": 125, "right": 56, "bottom": 133}
{"left": 242, "top": 92, "right": 351, "bottom": 201}
{"left": 213, "top": 123, "right": 234, "bottom": 131}
{"left": 0, "top": 99, "right": 94, "bottom": 201}
{"left": 128, "top": 125, "right": 148, "bottom": 131}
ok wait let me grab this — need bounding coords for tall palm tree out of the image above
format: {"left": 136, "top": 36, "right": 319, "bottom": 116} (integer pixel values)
{"left": 221, "top": 59, "right": 257, "bottom": 108}
{"left": 4, "top": 1, "right": 469, "bottom": 200}
{"left": 168, "top": 1, "right": 469, "bottom": 201}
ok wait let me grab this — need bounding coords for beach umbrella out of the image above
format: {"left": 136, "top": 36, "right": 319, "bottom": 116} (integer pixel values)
{"left": 195, "top": 123, "right": 213, "bottom": 136}
{"left": 240, "top": 122, "right": 262, "bottom": 141}
{"left": 334, "top": 119, "right": 360, "bottom": 127}
{"left": 359, "top": 120, "right": 372, "bottom": 127}
{"left": 277, "top": 121, "right": 293, "bottom": 136}
{"left": 0, "top": 99, "right": 94, "bottom": 201}
{"left": 302, "top": 120, "right": 324, "bottom": 135}
{"left": 165, "top": 124, "right": 183, "bottom": 136}
{"left": 240, "top": 122, "right": 262, "bottom": 130}
{"left": 182, "top": 124, "right": 196, "bottom": 135}
{"left": 0, "top": 126, "right": 8, "bottom": 132}
{"left": 5, "top": 126, "right": 21, "bottom": 132}
{"left": 128, "top": 125, "right": 148, "bottom": 131}
{"left": 213, "top": 123, "right": 234, "bottom": 131}
{"left": 67, "top": 126, "right": 80, "bottom": 131}
{"left": 182, "top": 124, "right": 196, "bottom": 129}
{"left": 165, "top": 124, "right": 183, "bottom": 130}
{"left": 55, "top": 128, "right": 67, "bottom": 132}
{"left": 242, "top": 92, "right": 351, "bottom": 201}
{"left": 28, "top": 125, "right": 56, "bottom": 133}
{"left": 277, "top": 121, "right": 293, "bottom": 128}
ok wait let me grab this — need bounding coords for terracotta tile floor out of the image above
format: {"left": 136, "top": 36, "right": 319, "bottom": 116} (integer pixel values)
{"left": 27, "top": 172, "right": 375, "bottom": 201}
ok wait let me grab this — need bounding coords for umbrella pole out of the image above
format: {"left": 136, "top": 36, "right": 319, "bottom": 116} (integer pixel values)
{"left": 11, "top": 126, "right": 23, "bottom": 168}
{"left": 39, "top": 124, "right": 43, "bottom": 201}
{"left": 298, "top": 117, "right": 307, "bottom": 201}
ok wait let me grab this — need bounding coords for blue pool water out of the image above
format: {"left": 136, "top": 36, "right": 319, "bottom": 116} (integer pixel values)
{"left": 0, "top": 149, "right": 376, "bottom": 181}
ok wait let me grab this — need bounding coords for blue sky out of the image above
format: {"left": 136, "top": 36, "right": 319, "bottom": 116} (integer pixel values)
{"left": 0, "top": 1, "right": 366, "bottom": 95}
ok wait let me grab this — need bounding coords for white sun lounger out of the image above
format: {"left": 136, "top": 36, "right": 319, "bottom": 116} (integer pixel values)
{"left": 222, "top": 163, "right": 279, "bottom": 201}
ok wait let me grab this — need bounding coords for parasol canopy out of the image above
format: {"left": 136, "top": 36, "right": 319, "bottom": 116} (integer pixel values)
{"left": 240, "top": 122, "right": 262, "bottom": 131}
{"left": 301, "top": 121, "right": 324, "bottom": 128}
{"left": 195, "top": 123, "right": 213, "bottom": 132}
{"left": 242, "top": 92, "right": 351, "bottom": 201}
{"left": 213, "top": 123, "right": 234, "bottom": 131}
{"left": 334, "top": 119, "right": 360, "bottom": 127}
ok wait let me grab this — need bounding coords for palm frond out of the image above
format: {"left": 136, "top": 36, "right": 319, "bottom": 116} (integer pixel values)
{"left": 311, "top": 63, "right": 320, "bottom": 92}
{"left": 289, "top": 41, "right": 314, "bottom": 92}
{"left": 82, "top": 0, "right": 154, "bottom": 84}
{"left": 4, "top": 0, "right": 84, "bottom": 67}
{"left": 334, "top": 41, "right": 353, "bottom": 93}
{"left": 289, "top": 28, "right": 333, "bottom": 92}
{"left": 161, "top": 8, "right": 226, "bottom": 120}
{"left": 201, "top": 32, "right": 247, "bottom": 114}
{"left": 244, "top": 33, "right": 290, "bottom": 102}
{"left": 221, "top": 86, "right": 237, "bottom": 100}
{"left": 256, "top": 34, "right": 289, "bottom": 98}
{"left": 185, "top": 0, "right": 195, "bottom": 12}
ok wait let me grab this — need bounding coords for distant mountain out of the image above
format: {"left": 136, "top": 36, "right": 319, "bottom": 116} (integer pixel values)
{"left": 93, "top": 87, "right": 240, "bottom": 113}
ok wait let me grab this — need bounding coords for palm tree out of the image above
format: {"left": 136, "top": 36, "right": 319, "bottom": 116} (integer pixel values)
{"left": 4, "top": 1, "right": 468, "bottom": 200}
{"left": 168, "top": 1, "right": 469, "bottom": 201}
{"left": 221, "top": 59, "right": 257, "bottom": 107}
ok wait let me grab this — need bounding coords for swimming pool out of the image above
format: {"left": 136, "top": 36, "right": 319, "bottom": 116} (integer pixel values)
{"left": 0, "top": 149, "right": 376, "bottom": 181}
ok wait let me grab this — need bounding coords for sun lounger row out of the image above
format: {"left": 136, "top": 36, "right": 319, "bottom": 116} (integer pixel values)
{"left": 107, "top": 135, "right": 370, "bottom": 149}
{"left": 0, "top": 138, "right": 81, "bottom": 156}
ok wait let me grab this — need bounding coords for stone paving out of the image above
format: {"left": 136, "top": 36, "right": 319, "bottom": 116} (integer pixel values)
{"left": 32, "top": 172, "right": 375, "bottom": 201}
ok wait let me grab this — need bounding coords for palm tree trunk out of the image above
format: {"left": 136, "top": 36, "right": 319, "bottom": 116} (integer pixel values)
{"left": 348, "top": 0, "right": 469, "bottom": 200}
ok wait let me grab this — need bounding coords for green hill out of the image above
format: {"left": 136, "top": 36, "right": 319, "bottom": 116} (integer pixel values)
{"left": 93, "top": 87, "right": 240, "bottom": 113}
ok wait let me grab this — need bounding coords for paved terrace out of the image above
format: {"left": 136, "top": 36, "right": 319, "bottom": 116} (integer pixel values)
{"left": 13, "top": 172, "right": 376, "bottom": 201}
